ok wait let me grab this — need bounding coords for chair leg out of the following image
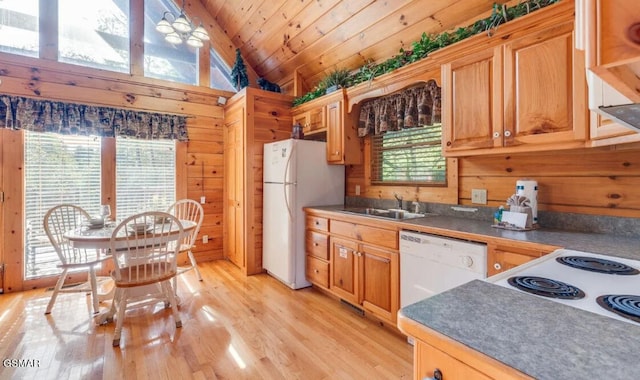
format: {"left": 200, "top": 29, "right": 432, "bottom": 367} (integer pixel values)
{"left": 163, "top": 281, "right": 182, "bottom": 328}
{"left": 45, "top": 269, "right": 68, "bottom": 314}
{"left": 88, "top": 266, "right": 99, "bottom": 314}
{"left": 188, "top": 250, "right": 202, "bottom": 281}
{"left": 113, "top": 288, "right": 128, "bottom": 347}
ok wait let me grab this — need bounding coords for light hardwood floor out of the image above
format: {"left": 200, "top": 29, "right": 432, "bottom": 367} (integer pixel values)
{"left": 0, "top": 260, "right": 413, "bottom": 379}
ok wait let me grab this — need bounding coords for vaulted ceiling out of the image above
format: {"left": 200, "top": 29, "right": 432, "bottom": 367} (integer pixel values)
{"left": 197, "top": 0, "right": 512, "bottom": 94}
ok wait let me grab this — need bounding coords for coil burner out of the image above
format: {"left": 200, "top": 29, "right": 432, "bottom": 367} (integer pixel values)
{"left": 556, "top": 256, "right": 640, "bottom": 275}
{"left": 507, "top": 276, "right": 586, "bottom": 299}
{"left": 596, "top": 295, "right": 640, "bottom": 324}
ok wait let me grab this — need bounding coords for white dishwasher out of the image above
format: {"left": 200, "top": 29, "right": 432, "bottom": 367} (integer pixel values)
{"left": 399, "top": 230, "right": 487, "bottom": 308}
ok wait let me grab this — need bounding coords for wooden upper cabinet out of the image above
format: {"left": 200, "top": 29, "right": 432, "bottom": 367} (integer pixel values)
{"left": 441, "top": 2, "right": 587, "bottom": 156}
{"left": 579, "top": 0, "right": 640, "bottom": 146}
{"left": 587, "top": 0, "right": 640, "bottom": 103}
{"left": 325, "top": 99, "right": 344, "bottom": 163}
{"left": 442, "top": 47, "right": 502, "bottom": 152}
{"left": 294, "top": 106, "right": 325, "bottom": 135}
{"left": 291, "top": 89, "right": 362, "bottom": 165}
{"left": 503, "top": 21, "right": 586, "bottom": 147}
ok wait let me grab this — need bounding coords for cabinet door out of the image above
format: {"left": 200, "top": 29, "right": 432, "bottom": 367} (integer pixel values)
{"left": 442, "top": 47, "right": 502, "bottom": 153}
{"left": 361, "top": 244, "right": 399, "bottom": 324}
{"left": 415, "top": 340, "right": 492, "bottom": 380}
{"left": 293, "top": 112, "right": 309, "bottom": 133}
{"left": 330, "top": 237, "right": 360, "bottom": 304}
{"left": 487, "top": 245, "right": 544, "bottom": 276}
{"left": 223, "top": 114, "right": 245, "bottom": 269}
{"left": 503, "top": 20, "right": 586, "bottom": 146}
{"left": 326, "top": 100, "right": 344, "bottom": 163}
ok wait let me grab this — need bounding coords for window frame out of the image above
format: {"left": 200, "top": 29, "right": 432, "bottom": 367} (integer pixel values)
{"left": 22, "top": 132, "right": 178, "bottom": 280}
{"left": 370, "top": 124, "right": 447, "bottom": 187}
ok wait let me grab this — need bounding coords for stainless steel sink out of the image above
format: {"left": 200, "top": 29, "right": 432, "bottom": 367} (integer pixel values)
{"left": 340, "top": 207, "right": 428, "bottom": 220}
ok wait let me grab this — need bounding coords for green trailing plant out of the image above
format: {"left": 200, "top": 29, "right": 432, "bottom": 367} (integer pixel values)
{"left": 293, "top": 0, "right": 562, "bottom": 106}
{"left": 321, "top": 68, "right": 352, "bottom": 91}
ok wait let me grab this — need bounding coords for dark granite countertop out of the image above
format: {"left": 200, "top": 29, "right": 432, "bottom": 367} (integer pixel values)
{"left": 307, "top": 205, "right": 640, "bottom": 378}
{"left": 400, "top": 280, "right": 640, "bottom": 380}
{"left": 306, "top": 205, "right": 640, "bottom": 260}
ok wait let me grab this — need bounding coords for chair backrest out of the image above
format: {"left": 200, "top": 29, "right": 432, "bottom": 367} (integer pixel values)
{"left": 110, "top": 211, "right": 184, "bottom": 286}
{"left": 167, "top": 199, "right": 203, "bottom": 247}
{"left": 43, "top": 204, "right": 91, "bottom": 265}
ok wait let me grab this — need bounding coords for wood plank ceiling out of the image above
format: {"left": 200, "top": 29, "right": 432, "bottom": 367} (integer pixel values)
{"left": 199, "top": 0, "right": 511, "bottom": 93}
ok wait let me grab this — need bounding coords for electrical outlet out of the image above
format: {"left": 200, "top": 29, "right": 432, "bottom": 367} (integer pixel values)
{"left": 355, "top": 185, "right": 361, "bottom": 196}
{"left": 202, "top": 235, "right": 209, "bottom": 244}
{"left": 200, "top": 196, "right": 206, "bottom": 204}
{"left": 471, "top": 189, "right": 487, "bottom": 205}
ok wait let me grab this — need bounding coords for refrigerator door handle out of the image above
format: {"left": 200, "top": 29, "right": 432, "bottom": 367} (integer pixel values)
{"left": 284, "top": 143, "right": 295, "bottom": 219}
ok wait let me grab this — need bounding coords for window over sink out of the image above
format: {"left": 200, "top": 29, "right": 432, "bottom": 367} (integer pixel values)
{"left": 371, "top": 124, "right": 446, "bottom": 185}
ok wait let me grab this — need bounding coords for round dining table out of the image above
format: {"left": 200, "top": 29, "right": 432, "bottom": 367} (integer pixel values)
{"left": 64, "top": 219, "right": 196, "bottom": 250}
{"left": 63, "top": 219, "right": 196, "bottom": 324}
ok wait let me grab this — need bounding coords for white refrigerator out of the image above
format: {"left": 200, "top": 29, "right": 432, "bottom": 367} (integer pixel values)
{"left": 262, "top": 139, "right": 345, "bottom": 289}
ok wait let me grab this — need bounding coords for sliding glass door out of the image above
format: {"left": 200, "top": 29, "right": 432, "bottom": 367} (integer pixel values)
{"left": 24, "top": 131, "right": 101, "bottom": 279}
{"left": 22, "top": 132, "right": 176, "bottom": 281}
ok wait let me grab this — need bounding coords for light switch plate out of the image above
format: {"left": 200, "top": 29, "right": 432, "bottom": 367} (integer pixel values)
{"left": 471, "top": 189, "right": 487, "bottom": 204}
{"left": 355, "top": 185, "right": 361, "bottom": 195}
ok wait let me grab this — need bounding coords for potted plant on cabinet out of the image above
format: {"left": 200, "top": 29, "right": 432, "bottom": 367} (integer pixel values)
{"left": 322, "top": 68, "right": 351, "bottom": 94}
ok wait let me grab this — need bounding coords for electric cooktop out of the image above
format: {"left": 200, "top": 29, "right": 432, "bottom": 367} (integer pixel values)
{"left": 488, "top": 249, "right": 640, "bottom": 326}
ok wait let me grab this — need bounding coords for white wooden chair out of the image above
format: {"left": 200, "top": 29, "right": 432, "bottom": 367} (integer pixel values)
{"left": 108, "top": 211, "right": 184, "bottom": 347}
{"left": 43, "top": 204, "right": 110, "bottom": 315}
{"left": 167, "top": 199, "right": 204, "bottom": 289}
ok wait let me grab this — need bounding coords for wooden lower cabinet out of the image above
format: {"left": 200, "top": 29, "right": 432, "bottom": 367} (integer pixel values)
{"left": 305, "top": 216, "right": 331, "bottom": 290}
{"left": 330, "top": 237, "right": 360, "bottom": 304}
{"left": 415, "top": 340, "right": 491, "bottom": 380}
{"left": 487, "top": 242, "right": 559, "bottom": 277}
{"left": 305, "top": 212, "right": 400, "bottom": 326}
{"left": 329, "top": 236, "right": 399, "bottom": 325}
{"left": 361, "top": 244, "right": 399, "bottom": 324}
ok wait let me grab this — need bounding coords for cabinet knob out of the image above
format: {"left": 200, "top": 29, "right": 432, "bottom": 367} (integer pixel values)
{"left": 493, "top": 131, "right": 501, "bottom": 138}
{"left": 504, "top": 130, "right": 512, "bottom": 137}
{"left": 446, "top": 141, "right": 452, "bottom": 146}
{"left": 314, "top": 242, "right": 319, "bottom": 246}
{"left": 314, "top": 269, "right": 319, "bottom": 274}
{"left": 335, "top": 151, "right": 340, "bottom": 155}
{"left": 423, "top": 368, "right": 443, "bottom": 380}
{"left": 494, "top": 263, "right": 502, "bottom": 270}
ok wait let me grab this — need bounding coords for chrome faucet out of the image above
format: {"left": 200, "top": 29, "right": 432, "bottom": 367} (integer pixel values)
{"left": 394, "top": 193, "right": 403, "bottom": 210}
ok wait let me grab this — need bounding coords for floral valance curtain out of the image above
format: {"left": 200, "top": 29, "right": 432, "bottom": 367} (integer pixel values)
{"left": 0, "top": 95, "right": 188, "bottom": 141}
{"left": 358, "top": 79, "right": 441, "bottom": 137}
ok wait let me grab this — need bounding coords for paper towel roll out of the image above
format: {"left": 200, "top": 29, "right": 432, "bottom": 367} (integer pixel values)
{"left": 516, "top": 179, "right": 538, "bottom": 224}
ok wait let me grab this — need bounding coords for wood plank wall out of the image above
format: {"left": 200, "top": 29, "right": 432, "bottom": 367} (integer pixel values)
{"left": 0, "top": 53, "right": 232, "bottom": 290}
{"left": 346, "top": 144, "right": 640, "bottom": 219}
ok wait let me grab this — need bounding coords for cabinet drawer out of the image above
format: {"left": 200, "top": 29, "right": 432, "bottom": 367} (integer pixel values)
{"left": 306, "top": 256, "right": 329, "bottom": 288}
{"left": 306, "top": 215, "right": 328, "bottom": 232}
{"left": 330, "top": 220, "right": 398, "bottom": 250}
{"left": 306, "top": 230, "right": 329, "bottom": 260}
